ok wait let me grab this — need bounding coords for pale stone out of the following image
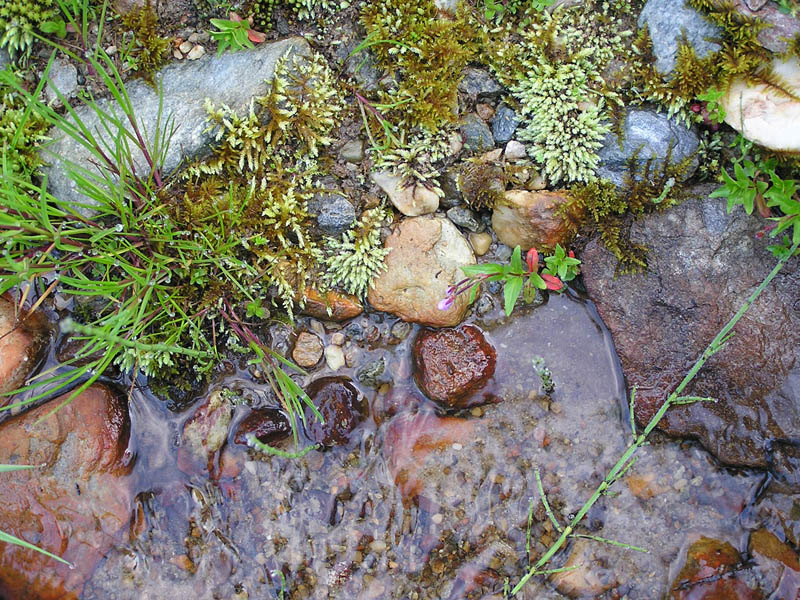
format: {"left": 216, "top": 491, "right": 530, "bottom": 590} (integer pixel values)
{"left": 721, "top": 57, "right": 800, "bottom": 153}
{"left": 469, "top": 232, "right": 492, "bottom": 256}
{"left": 186, "top": 45, "right": 206, "bottom": 60}
{"left": 178, "top": 40, "right": 193, "bottom": 54}
{"left": 371, "top": 170, "right": 439, "bottom": 216}
{"left": 504, "top": 140, "right": 527, "bottom": 160}
{"left": 325, "top": 345, "right": 346, "bottom": 371}
{"left": 367, "top": 216, "right": 475, "bottom": 327}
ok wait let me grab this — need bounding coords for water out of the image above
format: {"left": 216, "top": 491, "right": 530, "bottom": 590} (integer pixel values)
{"left": 60, "top": 290, "right": 765, "bottom": 599}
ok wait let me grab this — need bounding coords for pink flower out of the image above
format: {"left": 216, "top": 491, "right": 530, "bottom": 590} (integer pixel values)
{"left": 526, "top": 247, "right": 539, "bottom": 273}
{"left": 541, "top": 274, "right": 563, "bottom": 291}
{"left": 437, "top": 296, "right": 455, "bottom": 311}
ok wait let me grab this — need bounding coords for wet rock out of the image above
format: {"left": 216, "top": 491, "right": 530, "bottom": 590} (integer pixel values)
{"left": 730, "top": 0, "right": 800, "bottom": 53}
{"left": 469, "top": 232, "right": 492, "bottom": 256}
{"left": 304, "top": 377, "right": 366, "bottom": 446}
{"left": 638, "top": 0, "right": 722, "bottom": 76}
{"left": 310, "top": 192, "right": 356, "bottom": 236}
{"left": 339, "top": 139, "right": 364, "bottom": 163}
{"left": 413, "top": 325, "right": 497, "bottom": 409}
{"left": 384, "top": 410, "right": 475, "bottom": 503}
{"left": 491, "top": 190, "right": 579, "bottom": 252}
{"left": 492, "top": 104, "right": 519, "bottom": 144}
{"left": 457, "top": 67, "right": 502, "bottom": 99}
{"left": 446, "top": 206, "right": 483, "bottom": 233}
{"left": 0, "top": 384, "right": 132, "bottom": 600}
{"left": 178, "top": 390, "right": 233, "bottom": 475}
{"left": 749, "top": 528, "right": 800, "bottom": 572}
{"left": 669, "top": 536, "right": 761, "bottom": 599}
{"left": 390, "top": 320, "right": 412, "bottom": 342}
{"left": 371, "top": 170, "right": 440, "bottom": 216}
{"left": 0, "top": 297, "right": 48, "bottom": 398}
{"left": 292, "top": 332, "right": 324, "bottom": 368}
{"left": 300, "top": 287, "right": 363, "bottom": 321}
{"left": 233, "top": 408, "right": 291, "bottom": 446}
{"left": 582, "top": 191, "right": 800, "bottom": 471}
{"left": 324, "top": 344, "right": 346, "bottom": 371}
{"left": 45, "top": 38, "right": 310, "bottom": 207}
{"left": 721, "top": 57, "right": 800, "bottom": 153}
{"left": 44, "top": 57, "right": 78, "bottom": 105}
{"left": 551, "top": 539, "right": 614, "bottom": 598}
{"left": 460, "top": 113, "right": 494, "bottom": 153}
{"left": 356, "top": 357, "right": 387, "bottom": 388}
{"left": 596, "top": 108, "right": 700, "bottom": 187}
{"left": 368, "top": 216, "right": 476, "bottom": 327}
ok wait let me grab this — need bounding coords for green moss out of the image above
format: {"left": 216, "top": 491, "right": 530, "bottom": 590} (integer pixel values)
{"left": 119, "top": 0, "right": 170, "bottom": 86}
{"left": 457, "top": 156, "right": 506, "bottom": 210}
{"left": 0, "top": 69, "right": 49, "bottom": 175}
{"left": 0, "top": 0, "right": 58, "bottom": 57}
{"left": 322, "top": 204, "right": 391, "bottom": 297}
{"left": 251, "top": 0, "right": 340, "bottom": 31}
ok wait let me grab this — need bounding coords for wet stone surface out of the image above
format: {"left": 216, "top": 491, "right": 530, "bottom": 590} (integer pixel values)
{"left": 233, "top": 407, "right": 292, "bottom": 446}
{"left": 0, "top": 297, "right": 49, "bottom": 398}
{"left": 582, "top": 190, "right": 800, "bottom": 475}
{"left": 412, "top": 324, "right": 497, "bottom": 409}
{"left": 304, "top": 376, "right": 366, "bottom": 447}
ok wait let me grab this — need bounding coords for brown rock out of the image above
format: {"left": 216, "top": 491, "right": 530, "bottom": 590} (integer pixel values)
{"left": 304, "top": 377, "right": 366, "bottom": 447}
{"left": 749, "top": 528, "right": 800, "bottom": 572}
{"left": 292, "top": 332, "right": 324, "bottom": 368}
{"left": 551, "top": 539, "right": 614, "bottom": 598}
{"left": 491, "top": 190, "right": 579, "bottom": 252}
{"left": 669, "top": 536, "right": 761, "bottom": 599}
{"left": 300, "top": 287, "right": 363, "bottom": 321}
{"left": 0, "top": 297, "right": 49, "bottom": 398}
{"left": 384, "top": 411, "right": 475, "bottom": 503}
{"left": 233, "top": 408, "right": 291, "bottom": 446}
{"left": 368, "top": 216, "right": 476, "bottom": 327}
{"left": 582, "top": 191, "right": 800, "bottom": 472}
{"left": 412, "top": 325, "right": 497, "bottom": 409}
{"left": 0, "top": 384, "right": 132, "bottom": 600}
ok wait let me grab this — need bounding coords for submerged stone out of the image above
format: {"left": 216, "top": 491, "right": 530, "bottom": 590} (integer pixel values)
{"left": 0, "top": 385, "right": 132, "bottom": 600}
{"left": 233, "top": 408, "right": 292, "bottom": 446}
{"left": 412, "top": 325, "right": 496, "bottom": 409}
{"left": 304, "top": 377, "right": 366, "bottom": 447}
{"left": 177, "top": 390, "right": 233, "bottom": 476}
{"left": 0, "top": 297, "right": 49, "bottom": 398}
{"left": 669, "top": 536, "right": 762, "bottom": 599}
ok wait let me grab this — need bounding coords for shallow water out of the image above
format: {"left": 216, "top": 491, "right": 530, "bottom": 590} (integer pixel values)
{"left": 72, "top": 290, "right": 765, "bottom": 599}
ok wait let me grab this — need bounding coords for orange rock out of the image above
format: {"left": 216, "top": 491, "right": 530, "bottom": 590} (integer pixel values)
{"left": 0, "top": 296, "right": 49, "bottom": 399}
{"left": 300, "top": 287, "right": 363, "bottom": 321}
{"left": 670, "top": 536, "right": 762, "bottom": 600}
{"left": 0, "top": 384, "right": 132, "bottom": 600}
{"left": 491, "top": 190, "right": 580, "bottom": 252}
{"left": 626, "top": 472, "right": 666, "bottom": 500}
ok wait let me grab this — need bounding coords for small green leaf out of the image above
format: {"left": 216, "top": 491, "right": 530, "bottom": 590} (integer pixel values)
{"left": 510, "top": 245, "right": 523, "bottom": 273}
{"left": 503, "top": 276, "right": 523, "bottom": 316}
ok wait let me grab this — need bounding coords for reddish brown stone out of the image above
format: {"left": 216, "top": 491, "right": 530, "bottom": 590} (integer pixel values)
{"left": 300, "top": 288, "right": 363, "bottom": 321}
{"left": 304, "top": 377, "right": 366, "bottom": 447}
{"left": 292, "top": 331, "right": 324, "bottom": 368}
{"left": 412, "top": 325, "right": 497, "bottom": 409}
{"left": 491, "top": 190, "right": 581, "bottom": 252}
{"left": 0, "top": 384, "right": 132, "bottom": 600}
{"left": 0, "top": 297, "right": 49, "bottom": 399}
{"left": 670, "top": 537, "right": 762, "bottom": 600}
{"left": 749, "top": 528, "right": 800, "bottom": 572}
{"left": 233, "top": 408, "right": 291, "bottom": 446}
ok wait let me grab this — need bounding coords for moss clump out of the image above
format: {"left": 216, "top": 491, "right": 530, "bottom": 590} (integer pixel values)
{"left": 322, "top": 204, "right": 391, "bottom": 297}
{"left": 457, "top": 157, "right": 506, "bottom": 210}
{"left": 119, "top": 0, "right": 170, "bottom": 86}
{"left": 360, "top": 0, "right": 483, "bottom": 132}
{"left": 0, "top": 68, "right": 49, "bottom": 175}
{"left": 178, "top": 50, "right": 346, "bottom": 314}
{"left": 251, "top": 0, "right": 339, "bottom": 31}
{"left": 0, "top": 0, "right": 58, "bottom": 57}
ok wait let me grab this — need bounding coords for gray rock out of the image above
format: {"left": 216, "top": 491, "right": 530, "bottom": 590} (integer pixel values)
{"left": 44, "top": 38, "right": 310, "bottom": 208}
{"left": 458, "top": 68, "right": 502, "bottom": 98}
{"left": 460, "top": 113, "right": 494, "bottom": 153}
{"left": 596, "top": 108, "right": 700, "bottom": 187}
{"left": 313, "top": 193, "right": 356, "bottom": 236}
{"left": 339, "top": 139, "right": 364, "bottom": 163}
{"left": 45, "top": 57, "right": 78, "bottom": 105}
{"left": 492, "top": 104, "right": 519, "bottom": 144}
{"left": 582, "top": 189, "right": 800, "bottom": 474}
{"left": 446, "top": 206, "right": 484, "bottom": 233}
{"left": 639, "top": 0, "right": 722, "bottom": 76}
{"left": 0, "top": 49, "right": 10, "bottom": 71}
{"left": 439, "top": 168, "right": 463, "bottom": 209}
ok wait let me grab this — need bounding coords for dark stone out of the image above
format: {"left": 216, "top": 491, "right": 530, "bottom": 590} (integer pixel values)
{"left": 638, "top": 0, "right": 722, "bottom": 76}
{"left": 440, "top": 168, "right": 463, "bottom": 209}
{"left": 669, "top": 537, "right": 762, "bottom": 599}
{"left": 447, "top": 206, "right": 484, "bottom": 233}
{"left": 356, "top": 357, "right": 387, "bottom": 388}
{"left": 304, "top": 377, "right": 366, "bottom": 446}
{"left": 233, "top": 408, "right": 291, "bottom": 446}
{"left": 460, "top": 113, "right": 494, "bottom": 153}
{"left": 412, "top": 325, "right": 497, "bottom": 409}
{"left": 310, "top": 193, "right": 356, "bottom": 236}
{"left": 457, "top": 67, "right": 502, "bottom": 99}
{"left": 582, "top": 190, "right": 800, "bottom": 472}
{"left": 596, "top": 108, "right": 700, "bottom": 187}
{"left": 491, "top": 104, "right": 519, "bottom": 144}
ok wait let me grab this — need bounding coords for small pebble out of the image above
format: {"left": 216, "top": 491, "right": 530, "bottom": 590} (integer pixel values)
{"left": 178, "top": 40, "right": 193, "bottom": 54}
{"left": 469, "top": 232, "right": 492, "bottom": 256}
{"left": 470, "top": 407, "right": 483, "bottom": 417}
{"left": 476, "top": 103, "right": 495, "bottom": 121}
{"left": 331, "top": 332, "right": 345, "bottom": 346}
{"left": 324, "top": 345, "right": 345, "bottom": 371}
{"left": 188, "top": 31, "right": 210, "bottom": 43}
{"left": 186, "top": 45, "right": 206, "bottom": 60}
{"left": 105, "top": 45, "right": 117, "bottom": 56}
{"left": 369, "top": 540, "right": 387, "bottom": 553}
{"left": 452, "top": 443, "right": 463, "bottom": 450}
{"left": 431, "top": 513, "right": 444, "bottom": 524}
{"left": 504, "top": 140, "right": 527, "bottom": 160}
{"left": 173, "top": 49, "right": 183, "bottom": 60}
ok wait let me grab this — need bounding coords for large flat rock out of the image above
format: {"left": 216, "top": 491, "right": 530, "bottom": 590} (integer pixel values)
{"left": 582, "top": 188, "right": 800, "bottom": 471}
